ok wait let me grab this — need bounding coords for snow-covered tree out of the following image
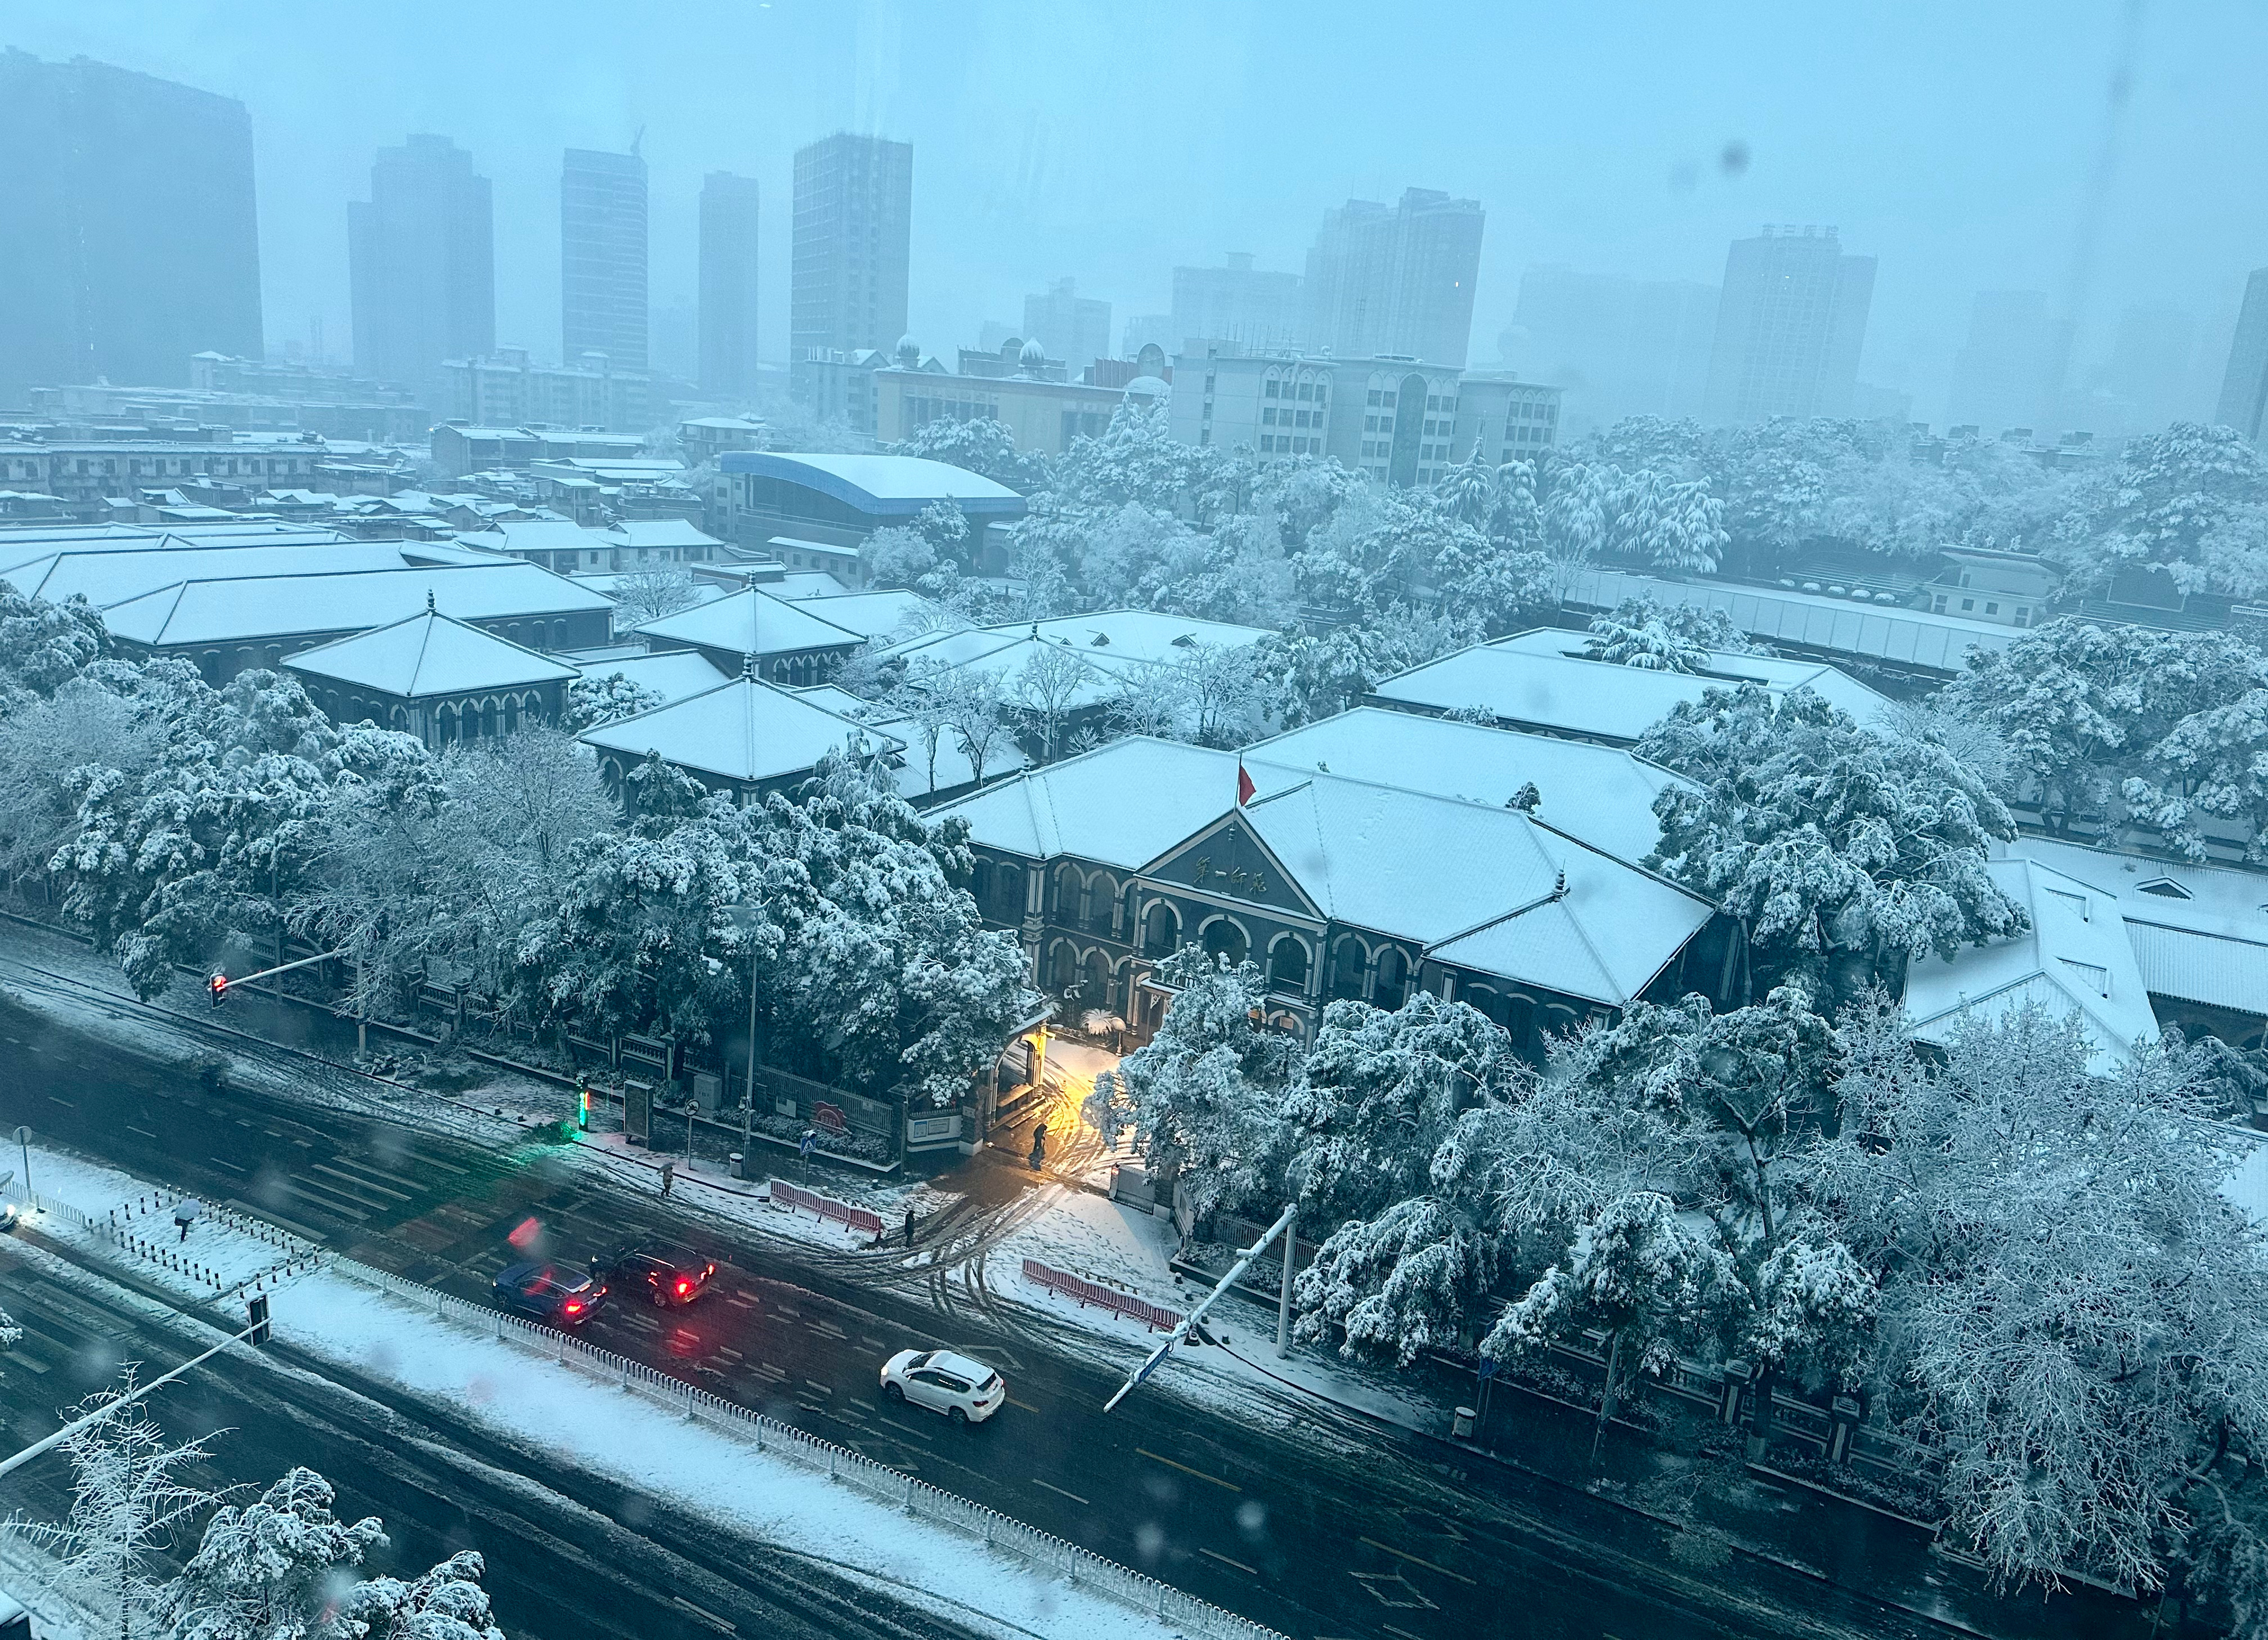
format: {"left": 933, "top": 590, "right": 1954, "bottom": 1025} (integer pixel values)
{"left": 1540, "top": 461, "right": 1613, "bottom": 604}
{"left": 608, "top": 567, "right": 698, "bottom": 629}
{"left": 1283, "top": 993, "right": 1530, "bottom": 1225}
{"left": 936, "top": 666, "right": 1011, "bottom": 787}
{"left": 0, "top": 580, "right": 107, "bottom": 708}
{"left": 1010, "top": 642, "right": 1094, "bottom": 763}
{"left": 560, "top": 671, "right": 665, "bottom": 734}
{"left": 2049, "top": 422, "right": 2268, "bottom": 599}
{"left": 1941, "top": 620, "right": 2268, "bottom": 838}
{"left": 1639, "top": 683, "right": 2026, "bottom": 993}
{"left": 1486, "top": 1189, "right": 1737, "bottom": 1446}
{"left": 891, "top": 415, "right": 1050, "bottom": 492}
{"left": 167, "top": 1466, "right": 386, "bottom": 1640}
{"left": 863, "top": 526, "right": 938, "bottom": 593}
{"left": 338, "top": 1551, "right": 506, "bottom": 1640}
{"left": 1115, "top": 948, "right": 1298, "bottom": 1220}
{"left": 3, "top": 1373, "right": 217, "bottom": 1638}
{"left": 1813, "top": 1000, "right": 2268, "bottom": 1596}
{"left": 914, "top": 499, "right": 970, "bottom": 557}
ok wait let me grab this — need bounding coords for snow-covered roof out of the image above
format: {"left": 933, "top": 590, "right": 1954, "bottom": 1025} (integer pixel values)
{"left": 572, "top": 651, "right": 731, "bottom": 704}
{"left": 933, "top": 737, "right": 1712, "bottom": 1006}
{"left": 718, "top": 452, "right": 1027, "bottom": 516}
{"left": 284, "top": 609, "right": 576, "bottom": 698}
{"left": 1020, "top": 610, "right": 1276, "bottom": 665}
{"left": 454, "top": 520, "right": 600, "bottom": 555}
{"left": 766, "top": 571, "right": 857, "bottom": 598}
{"left": 578, "top": 674, "right": 903, "bottom": 787}
{"left": 1565, "top": 567, "right": 2019, "bottom": 674}
{"left": 783, "top": 588, "right": 948, "bottom": 640}
{"left": 884, "top": 610, "right": 1274, "bottom": 708}
{"left": 1371, "top": 627, "right": 1892, "bottom": 745}
{"left": 1245, "top": 708, "right": 1692, "bottom": 867}
{"left": 786, "top": 687, "right": 1034, "bottom": 800}
{"left": 1904, "top": 858, "right": 2162, "bottom": 1074}
{"left": 0, "top": 541, "right": 497, "bottom": 609}
{"left": 603, "top": 518, "right": 722, "bottom": 550}
{"left": 633, "top": 586, "right": 865, "bottom": 656}
{"left": 101, "top": 563, "right": 612, "bottom": 647}
{"left": 2006, "top": 837, "right": 2268, "bottom": 1020}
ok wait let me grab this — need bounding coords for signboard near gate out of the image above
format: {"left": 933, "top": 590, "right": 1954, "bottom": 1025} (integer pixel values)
{"left": 811, "top": 1100, "right": 848, "bottom": 1133}
{"left": 624, "top": 1079, "right": 652, "bottom": 1146}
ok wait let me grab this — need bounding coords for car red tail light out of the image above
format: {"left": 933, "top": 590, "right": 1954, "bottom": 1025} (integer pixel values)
{"left": 563, "top": 1301, "right": 583, "bottom": 1316}
{"left": 675, "top": 1278, "right": 691, "bottom": 1295}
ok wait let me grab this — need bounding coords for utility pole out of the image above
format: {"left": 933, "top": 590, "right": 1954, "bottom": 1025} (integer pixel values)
{"left": 0, "top": 1321, "right": 262, "bottom": 1481}
{"left": 1276, "top": 1203, "right": 1297, "bottom": 1357}
{"left": 1106, "top": 1203, "right": 1298, "bottom": 1412}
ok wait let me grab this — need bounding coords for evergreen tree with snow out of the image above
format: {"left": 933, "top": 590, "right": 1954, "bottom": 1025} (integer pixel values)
{"left": 167, "top": 1466, "right": 386, "bottom": 1640}
{"left": 1639, "top": 682, "right": 2025, "bottom": 995}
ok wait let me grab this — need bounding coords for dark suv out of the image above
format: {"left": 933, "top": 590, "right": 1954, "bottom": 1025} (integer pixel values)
{"left": 610, "top": 1242, "right": 718, "bottom": 1309}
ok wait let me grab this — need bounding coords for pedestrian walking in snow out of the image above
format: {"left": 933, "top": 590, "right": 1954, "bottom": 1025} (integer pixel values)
{"left": 173, "top": 1198, "right": 202, "bottom": 1243}
{"left": 903, "top": 1206, "right": 916, "bottom": 1247}
{"left": 660, "top": 1160, "right": 675, "bottom": 1198}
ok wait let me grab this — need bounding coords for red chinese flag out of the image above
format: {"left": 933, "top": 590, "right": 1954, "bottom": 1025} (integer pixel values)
{"left": 1237, "top": 762, "right": 1256, "bottom": 805}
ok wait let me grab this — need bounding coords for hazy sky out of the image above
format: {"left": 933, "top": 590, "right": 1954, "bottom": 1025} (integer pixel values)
{"left": 10, "top": 1, "right": 2266, "bottom": 418}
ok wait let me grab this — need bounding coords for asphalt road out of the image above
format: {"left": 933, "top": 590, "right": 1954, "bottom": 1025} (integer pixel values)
{"left": 0, "top": 1228, "right": 996, "bottom": 1640}
{"left": 0, "top": 965, "right": 2163, "bottom": 1640}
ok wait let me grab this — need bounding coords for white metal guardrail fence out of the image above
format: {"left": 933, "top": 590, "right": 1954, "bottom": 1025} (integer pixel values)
{"left": 24, "top": 1191, "right": 1287, "bottom": 1640}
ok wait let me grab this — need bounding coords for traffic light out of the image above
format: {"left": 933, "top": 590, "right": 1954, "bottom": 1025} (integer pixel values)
{"left": 245, "top": 1292, "right": 271, "bottom": 1346}
{"left": 208, "top": 973, "right": 228, "bottom": 1008}
{"left": 576, "top": 1078, "right": 590, "bottom": 1131}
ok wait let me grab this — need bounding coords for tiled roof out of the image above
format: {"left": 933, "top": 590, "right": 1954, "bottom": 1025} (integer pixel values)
{"left": 284, "top": 609, "right": 576, "bottom": 698}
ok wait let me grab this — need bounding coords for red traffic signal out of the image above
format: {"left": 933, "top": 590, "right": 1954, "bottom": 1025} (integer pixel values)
{"left": 208, "top": 973, "right": 228, "bottom": 1007}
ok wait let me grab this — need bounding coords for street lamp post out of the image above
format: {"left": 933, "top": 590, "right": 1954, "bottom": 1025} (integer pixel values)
{"left": 724, "top": 902, "right": 764, "bottom": 1167}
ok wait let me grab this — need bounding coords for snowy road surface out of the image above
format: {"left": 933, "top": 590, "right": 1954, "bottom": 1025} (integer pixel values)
{"left": 0, "top": 981, "right": 2155, "bottom": 1640}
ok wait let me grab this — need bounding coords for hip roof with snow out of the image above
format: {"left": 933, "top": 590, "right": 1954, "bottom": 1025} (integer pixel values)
{"left": 100, "top": 562, "right": 613, "bottom": 647}
{"left": 577, "top": 674, "right": 903, "bottom": 787}
{"left": 1245, "top": 707, "right": 1693, "bottom": 867}
{"left": 632, "top": 585, "right": 865, "bottom": 657}
{"left": 1, "top": 540, "right": 500, "bottom": 609}
{"left": 931, "top": 736, "right": 1713, "bottom": 1007}
{"left": 284, "top": 609, "right": 576, "bottom": 699}
{"left": 1371, "top": 627, "right": 1892, "bottom": 745}
{"left": 569, "top": 651, "right": 730, "bottom": 704}
{"left": 1903, "top": 857, "right": 2161, "bottom": 1074}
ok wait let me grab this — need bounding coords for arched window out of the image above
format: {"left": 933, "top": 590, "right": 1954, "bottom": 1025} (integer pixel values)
{"left": 1374, "top": 946, "right": 1412, "bottom": 1007}
{"left": 437, "top": 704, "right": 459, "bottom": 743}
{"left": 483, "top": 698, "right": 500, "bottom": 737}
{"left": 1053, "top": 864, "right": 1084, "bottom": 925}
{"left": 1142, "top": 901, "right": 1181, "bottom": 958}
{"left": 1047, "top": 942, "right": 1077, "bottom": 993}
{"left": 1087, "top": 871, "right": 1119, "bottom": 934}
{"left": 504, "top": 695, "right": 521, "bottom": 734}
{"left": 1464, "top": 985, "right": 1510, "bottom": 1029}
{"left": 971, "top": 859, "right": 993, "bottom": 908}
{"left": 1267, "top": 936, "right": 1310, "bottom": 994}
{"left": 1200, "top": 918, "right": 1248, "bottom": 967}
{"left": 996, "top": 863, "right": 1025, "bottom": 921}
{"left": 1084, "top": 949, "right": 1113, "bottom": 1012}
{"left": 1328, "top": 935, "right": 1369, "bottom": 1001}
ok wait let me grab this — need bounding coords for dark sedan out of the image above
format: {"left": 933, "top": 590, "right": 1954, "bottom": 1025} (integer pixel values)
{"left": 492, "top": 1261, "right": 606, "bottom": 1327}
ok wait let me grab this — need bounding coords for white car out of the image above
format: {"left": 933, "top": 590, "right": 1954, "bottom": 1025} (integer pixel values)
{"left": 880, "top": 1348, "right": 1006, "bottom": 1424}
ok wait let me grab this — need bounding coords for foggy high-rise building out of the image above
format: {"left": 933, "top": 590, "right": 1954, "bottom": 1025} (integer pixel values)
{"left": 1504, "top": 265, "right": 1716, "bottom": 431}
{"left": 1945, "top": 290, "right": 2050, "bottom": 434}
{"left": 1171, "top": 253, "right": 1302, "bottom": 355}
{"left": 0, "top": 48, "right": 262, "bottom": 396}
{"left": 561, "top": 147, "right": 648, "bottom": 373}
{"left": 2215, "top": 269, "right": 2268, "bottom": 443}
{"left": 699, "top": 172, "right": 762, "bottom": 398}
{"left": 1302, "top": 189, "right": 1485, "bottom": 366}
{"left": 2097, "top": 304, "right": 2194, "bottom": 429}
{"left": 1702, "top": 226, "right": 1875, "bottom": 425}
{"left": 791, "top": 133, "right": 912, "bottom": 359}
{"left": 1022, "top": 278, "right": 1111, "bottom": 379}
{"left": 348, "top": 135, "right": 494, "bottom": 400}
